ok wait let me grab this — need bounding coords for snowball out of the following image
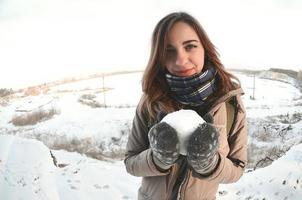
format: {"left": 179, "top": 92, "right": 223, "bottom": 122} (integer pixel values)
{"left": 161, "top": 109, "right": 205, "bottom": 155}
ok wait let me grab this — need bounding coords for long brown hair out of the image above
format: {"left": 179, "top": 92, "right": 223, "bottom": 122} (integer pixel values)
{"left": 140, "top": 12, "right": 240, "bottom": 120}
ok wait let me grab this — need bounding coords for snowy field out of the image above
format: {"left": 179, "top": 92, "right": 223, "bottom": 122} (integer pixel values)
{"left": 0, "top": 70, "right": 302, "bottom": 199}
{"left": 0, "top": 135, "right": 301, "bottom": 200}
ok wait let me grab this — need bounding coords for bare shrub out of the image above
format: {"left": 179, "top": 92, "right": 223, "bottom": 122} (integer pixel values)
{"left": 78, "top": 94, "right": 104, "bottom": 108}
{"left": 12, "top": 107, "right": 60, "bottom": 126}
{"left": 80, "top": 94, "right": 96, "bottom": 99}
{"left": 50, "top": 135, "right": 107, "bottom": 160}
{"left": 114, "top": 104, "right": 135, "bottom": 108}
{"left": 24, "top": 87, "right": 40, "bottom": 96}
{"left": 105, "top": 149, "right": 126, "bottom": 160}
{"left": 248, "top": 121, "right": 274, "bottom": 142}
{"left": 78, "top": 99, "right": 103, "bottom": 108}
{"left": 0, "top": 88, "right": 13, "bottom": 97}
{"left": 0, "top": 97, "right": 9, "bottom": 106}
{"left": 247, "top": 141, "right": 290, "bottom": 169}
{"left": 42, "top": 86, "right": 50, "bottom": 94}
{"left": 253, "top": 146, "right": 289, "bottom": 170}
{"left": 247, "top": 142, "right": 259, "bottom": 168}
{"left": 269, "top": 113, "right": 302, "bottom": 124}
{"left": 255, "top": 130, "right": 271, "bottom": 142}
{"left": 30, "top": 121, "right": 133, "bottom": 161}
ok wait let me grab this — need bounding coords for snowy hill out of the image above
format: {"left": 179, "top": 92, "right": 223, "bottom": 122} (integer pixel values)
{"left": 258, "top": 70, "right": 297, "bottom": 86}
{"left": 217, "top": 143, "right": 302, "bottom": 200}
{"left": 1, "top": 134, "right": 301, "bottom": 200}
{"left": 0, "top": 135, "right": 140, "bottom": 200}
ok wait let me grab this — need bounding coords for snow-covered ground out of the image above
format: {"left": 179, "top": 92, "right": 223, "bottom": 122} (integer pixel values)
{"left": 0, "top": 70, "right": 302, "bottom": 199}
{"left": 0, "top": 135, "right": 140, "bottom": 200}
{"left": 237, "top": 72, "right": 301, "bottom": 118}
{"left": 218, "top": 142, "right": 302, "bottom": 200}
{"left": 0, "top": 134, "right": 301, "bottom": 200}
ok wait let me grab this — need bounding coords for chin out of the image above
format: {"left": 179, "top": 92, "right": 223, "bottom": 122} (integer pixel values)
{"left": 176, "top": 69, "right": 197, "bottom": 77}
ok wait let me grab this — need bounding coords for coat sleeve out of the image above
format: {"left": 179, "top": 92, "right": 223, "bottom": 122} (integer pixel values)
{"left": 193, "top": 95, "right": 248, "bottom": 183}
{"left": 124, "top": 107, "right": 170, "bottom": 177}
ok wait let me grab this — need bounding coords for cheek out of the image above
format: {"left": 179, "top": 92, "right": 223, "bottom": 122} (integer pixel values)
{"left": 194, "top": 50, "right": 205, "bottom": 72}
{"left": 192, "top": 55, "right": 204, "bottom": 72}
{"left": 164, "top": 61, "right": 174, "bottom": 73}
{"left": 198, "top": 59, "right": 205, "bottom": 72}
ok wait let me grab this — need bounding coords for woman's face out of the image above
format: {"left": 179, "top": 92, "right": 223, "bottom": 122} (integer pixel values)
{"left": 164, "top": 21, "right": 205, "bottom": 77}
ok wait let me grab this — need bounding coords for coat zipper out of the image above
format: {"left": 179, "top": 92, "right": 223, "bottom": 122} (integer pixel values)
{"left": 166, "top": 165, "right": 178, "bottom": 200}
{"left": 177, "top": 170, "right": 191, "bottom": 200}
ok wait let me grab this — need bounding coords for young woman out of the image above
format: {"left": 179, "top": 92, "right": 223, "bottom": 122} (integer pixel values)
{"left": 124, "top": 12, "right": 247, "bottom": 200}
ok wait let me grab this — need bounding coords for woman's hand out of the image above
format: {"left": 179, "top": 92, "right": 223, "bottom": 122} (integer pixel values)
{"left": 187, "top": 123, "right": 219, "bottom": 175}
{"left": 148, "top": 122, "right": 180, "bottom": 170}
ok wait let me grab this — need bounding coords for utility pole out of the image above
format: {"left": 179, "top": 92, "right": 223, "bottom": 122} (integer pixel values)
{"left": 102, "top": 74, "right": 106, "bottom": 108}
{"left": 252, "top": 72, "right": 256, "bottom": 100}
{"left": 248, "top": 72, "right": 256, "bottom": 100}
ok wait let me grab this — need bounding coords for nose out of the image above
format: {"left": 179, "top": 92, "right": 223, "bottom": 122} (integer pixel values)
{"left": 175, "top": 50, "right": 188, "bottom": 67}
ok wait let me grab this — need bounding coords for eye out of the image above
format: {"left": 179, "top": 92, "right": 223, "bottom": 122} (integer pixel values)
{"left": 185, "top": 44, "right": 197, "bottom": 51}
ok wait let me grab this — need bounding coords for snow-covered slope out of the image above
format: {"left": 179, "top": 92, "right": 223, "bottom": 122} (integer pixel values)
{"left": 259, "top": 70, "right": 297, "bottom": 86}
{"left": 218, "top": 143, "right": 302, "bottom": 200}
{"left": 0, "top": 135, "right": 60, "bottom": 200}
{"left": 237, "top": 72, "right": 301, "bottom": 118}
{"left": 1, "top": 134, "right": 301, "bottom": 200}
{"left": 0, "top": 135, "right": 140, "bottom": 200}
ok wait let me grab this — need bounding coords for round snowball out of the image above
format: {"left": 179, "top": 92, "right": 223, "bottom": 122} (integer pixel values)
{"left": 161, "top": 109, "right": 205, "bottom": 155}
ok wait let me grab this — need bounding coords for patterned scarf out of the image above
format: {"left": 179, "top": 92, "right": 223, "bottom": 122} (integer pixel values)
{"left": 165, "top": 65, "right": 217, "bottom": 106}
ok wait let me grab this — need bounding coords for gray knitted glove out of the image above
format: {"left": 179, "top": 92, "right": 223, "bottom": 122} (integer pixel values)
{"left": 148, "top": 122, "right": 180, "bottom": 170}
{"left": 187, "top": 122, "right": 219, "bottom": 175}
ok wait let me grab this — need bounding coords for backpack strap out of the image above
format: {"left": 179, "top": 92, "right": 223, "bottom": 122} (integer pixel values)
{"left": 225, "top": 97, "right": 246, "bottom": 169}
{"left": 225, "top": 98, "right": 235, "bottom": 136}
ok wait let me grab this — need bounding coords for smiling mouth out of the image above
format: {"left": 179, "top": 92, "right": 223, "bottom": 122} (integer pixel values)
{"left": 175, "top": 68, "right": 195, "bottom": 76}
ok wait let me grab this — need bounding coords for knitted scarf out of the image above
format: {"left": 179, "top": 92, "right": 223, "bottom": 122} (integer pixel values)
{"left": 165, "top": 66, "right": 217, "bottom": 106}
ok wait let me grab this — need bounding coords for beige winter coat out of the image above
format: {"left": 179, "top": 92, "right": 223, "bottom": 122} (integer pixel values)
{"left": 124, "top": 88, "right": 247, "bottom": 200}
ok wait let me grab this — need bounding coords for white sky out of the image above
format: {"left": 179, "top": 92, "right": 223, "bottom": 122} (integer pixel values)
{"left": 0, "top": 0, "right": 302, "bottom": 89}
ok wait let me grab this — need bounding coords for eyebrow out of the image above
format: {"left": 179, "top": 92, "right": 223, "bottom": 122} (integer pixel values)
{"left": 182, "top": 40, "right": 198, "bottom": 45}
{"left": 167, "top": 40, "right": 198, "bottom": 48}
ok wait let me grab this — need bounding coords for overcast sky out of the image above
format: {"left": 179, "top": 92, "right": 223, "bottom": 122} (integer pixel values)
{"left": 1, "top": 0, "right": 302, "bottom": 89}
